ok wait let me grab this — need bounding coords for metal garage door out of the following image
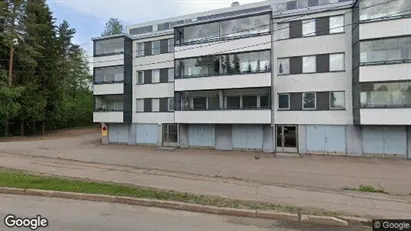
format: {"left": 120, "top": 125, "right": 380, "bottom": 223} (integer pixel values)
{"left": 109, "top": 124, "right": 129, "bottom": 144}
{"left": 363, "top": 126, "right": 406, "bottom": 156}
{"left": 136, "top": 124, "right": 159, "bottom": 145}
{"left": 188, "top": 125, "right": 215, "bottom": 147}
{"left": 306, "top": 125, "right": 346, "bottom": 154}
{"left": 232, "top": 125, "right": 263, "bottom": 150}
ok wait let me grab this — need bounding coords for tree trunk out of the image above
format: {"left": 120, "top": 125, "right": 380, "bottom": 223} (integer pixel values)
{"left": 4, "top": 122, "right": 9, "bottom": 137}
{"left": 42, "top": 121, "right": 45, "bottom": 134}
{"left": 20, "top": 120, "right": 24, "bottom": 136}
{"left": 8, "top": 47, "right": 14, "bottom": 86}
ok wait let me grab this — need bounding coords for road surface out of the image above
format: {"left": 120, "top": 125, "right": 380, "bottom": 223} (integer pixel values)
{"left": 0, "top": 194, "right": 367, "bottom": 231}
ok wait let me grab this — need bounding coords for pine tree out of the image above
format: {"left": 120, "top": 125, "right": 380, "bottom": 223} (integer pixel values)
{"left": 233, "top": 54, "right": 240, "bottom": 74}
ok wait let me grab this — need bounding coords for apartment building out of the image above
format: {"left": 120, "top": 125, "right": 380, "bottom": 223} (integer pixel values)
{"left": 92, "top": 0, "right": 411, "bottom": 158}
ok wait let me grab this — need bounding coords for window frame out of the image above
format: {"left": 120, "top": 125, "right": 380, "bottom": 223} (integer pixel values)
{"left": 137, "top": 71, "right": 144, "bottom": 84}
{"left": 329, "top": 91, "right": 346, "bottom": 110}
{"left": 277, "top": 58, "right": 290, "bottom": 75}
{"left": 302, "top": 19, "right": 316, "bottom": 37}
{"left": 278, "top": 93, "right": 290, "bottom": 110}
{"left": 329, "top": 15, "right": 345, "bottom": 34}
{"left": 136, "top": 43, "right": 145, "bottom": 57}
{"left": 302, "top": 92, "right": 316, "bottom": 110}
{"left": 152, "top": 40, "right": 160, "bottom": 55}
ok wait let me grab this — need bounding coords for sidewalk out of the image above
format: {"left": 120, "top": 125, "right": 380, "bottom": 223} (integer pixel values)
{"left": 0, "top": 152, "right": 410, "bottom": 218}
{"left": 1, "top": 133, "right": 410, "bottom": 195}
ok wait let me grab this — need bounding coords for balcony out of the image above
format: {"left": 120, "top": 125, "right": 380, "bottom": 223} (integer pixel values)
{"left": 94, "top": 95, "right": 124, "bottom": 123}
{"left": 93, "top": 37, "right": 125, "bottom": 68}
{"left": 93, "top": 66, "right": 124, "bottom": 95}
{"left": 175, "top": 50, "right": 271, "bottom": 91}
{"left": 360, "top": 108, "right": 411, "bottom": 125}
{"left": 174, "top": 88, "right": 271, "bottom": 124}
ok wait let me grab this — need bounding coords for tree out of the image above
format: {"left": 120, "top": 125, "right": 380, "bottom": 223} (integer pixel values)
{"left": 233, "top": 54, "right": 240, "bottom": 74}
{"left": 279, "top": 63, "right": 283, "bottom": 74}
{"left": 101, "top": 18, "right": 123, "bottom": 36}
{"left": 256, "top": 60, "right": 261, "bottom": 72}
{"left": 247, "top": 62, "right": 252, "bottom": 73}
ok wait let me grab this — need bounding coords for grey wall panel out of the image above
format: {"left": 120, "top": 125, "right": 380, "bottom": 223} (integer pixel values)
{"left": 179, "top": 124, "right": 189, "bottom": 148}
{"left": 263, "top": 125, "right": 274, "bottom": 153}
{"left": 188, "top": 125, "right": 215, "bottom": 147}
{"left": 316, "top": 17, "right": 330, "bottom": 36}
{"left": 159, "top": 98, "right": 168, "bottom": 112}
{"left": 123, "top": 37, "right": 133, "bottom": 123}
{"left": 290, "top": 57, "right": 302, "bottom": 74}
{"left": 160, "top": 39, "right": 168, "bottom": 54}
{"left": 316, "top": 92, "right": 329, "bottom": 110}
{"left": 144, "top": 99, "right": 152, "bottom": 112}
{"left": 298, "top": 125, "right": 306, "bottom": 154}
{"left": 144, "top": 70, "right": 152, "bottom": 84}
{"left": 232, "top": 125, "right": 263, "bottom": 150}
{"left": 144, "top": 41, "right": 152, "bottom": 56}
{"left": 290, "top": 93, "right": 302, "bottom": 110}
{"left": 316, "top": 54, "right": 329, "bottom": 73}
{"left": 290, "top": 20, "right": 302, "bottom": 38}
{"left": 215, "top": 125, "right": 233, "bottom": 151}
{"left": 160, "top": 69, "right": 168, "bottom": 83}
{"left": 346, "top": 125, "right": 363, "bottom": 156}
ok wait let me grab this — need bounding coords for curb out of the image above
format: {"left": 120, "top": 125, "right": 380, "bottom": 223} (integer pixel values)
{"left": 0, "top": 187, "right": 370, "bottom": 227}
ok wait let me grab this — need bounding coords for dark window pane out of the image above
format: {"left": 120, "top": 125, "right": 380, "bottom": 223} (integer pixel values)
{"left": 160, "top": 69, "right": 168, "bottom": 83}
{"left": 287, "top": 1, "right": 297, "bottom": 10}
{"left": 144, "top": 99, "right": 152, "bottom": 112}
{"left": 260, "top": 95, "right": 269, "bottom": 108}
{"left": 160, "top": 98, "right": 168, "bottom": 112}
{"left": 227, "top": 96, "right": 240, "bottom": 109}
{"left": 144, "top": 70, "right": 152, "bottom": 84}
{"left": 279, "top": 94, "right": 290, "bottom": 109}
{"left": 193, "top": 97, "right": 207, "bottom": 110}
{"left": 208, "top": 95, "right": 220, "bottom": 109}
{"left": 242, "top": 96, "right": 257, "bottom": 109}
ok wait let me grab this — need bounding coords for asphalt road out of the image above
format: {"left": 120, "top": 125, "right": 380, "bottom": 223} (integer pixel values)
{"left": 0, "top": 194, "right": 369, "bottom": 231}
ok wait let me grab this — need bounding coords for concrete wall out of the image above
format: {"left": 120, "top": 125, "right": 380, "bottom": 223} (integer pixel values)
{"left": 359, "top": 63, "right": 411, "bottom": 82}
{"left": 175, "top": 35, "right": 271, "bottom": 59}
{"left": 263, "top": 125, "right": 274, "bottom": 152}
{"left": 133, "top": 53, "right": 174, "bottom": 71}
{"left": 179, "top": 124, "right": 189, "bottom": 148}
{"left": 408, "top": 126, "right": 411, "bottom": 159}
{"left": 346, "top": 125, "right": 362, "bottom": 156}
{"left": 174, "top": 72, "right": 271, "bottom": 91}
{"left": 297, "top": 125, "right": 306, "bottom": 154}
{"left": 133, "top": 112, "right": 174, "bottom": 124}
{"left": 215, "top": 124, "right": 233, "bottom": 151}
{"left": 275, "top": 111, "right": 352, "bottom": 125}
{"left": 360, "top": 18, "right": 411, "bottom": 40}
{"left": 94, "top": 54, "right": 124, "bottom": 68}
{"left": 93, "top": 112, "right": 123, "bottom": 123}
{"left": 360, "top": 109, "right": 411, "bottom": 125}
{"left": 174, "top": 110, "right": 271, "bottom": 124}
{"left": 94, "top": 83, "right": 124, "bottom": 95}
{"left": 128, "top": 123, "right": 136, "bottom": 145}
{"left": 135, "top": 83, "right": 174, "bottom": 98}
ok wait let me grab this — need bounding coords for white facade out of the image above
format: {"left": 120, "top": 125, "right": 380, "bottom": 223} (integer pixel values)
{"left": 93, "top": 112, "right": 123, "bottom": 123}
{"left": 175, "top": 110, "right": 271, "bottom": 124}
{"left": 94, "top": 83, "right": 124, "bottom": 95}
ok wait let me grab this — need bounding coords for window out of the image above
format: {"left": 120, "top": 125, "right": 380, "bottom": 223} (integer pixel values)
{"left": 329, "top": 15, "right": 344, "bottom": 33}
{"left": 95, "top": 38, "right": 124, "bottom": 56}
{"left": 183, "top": 22, "right": 220, "bottom": 44}
{"left": 208, "top": 95, "right": 220, "bottom": 109}
{"left": 168, "top": 68, "right": 174, "bottom": 82}
{"left": 226, "top": 96, "right": 241, "bottom": 109}
{"left": 302, "top": 19, "right": 316, "bottom": 37}
{"left": 177, "top": 50, "right": 271, "bottom": 78}
{"left": 152, "top": 41, "right": 160, "bottom": 55}
{"left": 168, "top": 39, "right": 174, "bottom": 53}
{"left": 152, "top": 69, "right": 160, "bottom": 83}
{"left": 360, "top": 81, "right": 411, "bottom": 107}
{"left": 330, "top": 91, "right": 345, "bottom": 109}
{"left": 94, "top": 66, "right": 124, "bottom": 84}
{"left": 220, "top": 14, "right": 270, "bottom": 39}
{"left": 329, "top": 53, "right": 345, "bottom": 71}
{"left": 136, "top": 99, "right": 144, "bottom": 112}
{"left": 157, "top": 22, "right": 170, "bottom": 31}
{"left": 277, "top": 23, "right": 289, "bottom": 40}
{"left": 137, "top": 43, "right": 144, "bottom": 57}
{"left": 303, "top": 56, "right": 316, "bottom": 73}
{"left": 137, "top": 71, "right": 143, "bottom": 84}
{"left": 168, "top": 98, "right": 174, "bottom": 111}
{"left": 278, "top": 58, "right": 290, "bottom": 75}
{"left": 360, "top": 37, "right": 411, "bottom": 63}
{"left": 297, "top": 0, "right": 308, "bottom": 8}
{"left": 260, "top": 95, "right": 269, "bottom": 108}
{"left": 193, "top": 97, "right": 207, "bottom": 110}
{"left": 360, "top": 0, "right": 411, "bottom": 21}
{"left": 278, "top": 94, "right": 290, "bottom": 109}
{"left": 303, "top": 92, "right": 316, "bottom": 109}
{"left": 95, "top": 95, "right": 124, "bottom": 111}
{"left": 242, "top": 96, "right": 257, "bottom": 109}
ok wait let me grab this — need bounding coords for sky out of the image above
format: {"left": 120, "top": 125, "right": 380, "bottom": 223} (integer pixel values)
{"left": 47, "top": 0, "right": 265, "bottom": 56}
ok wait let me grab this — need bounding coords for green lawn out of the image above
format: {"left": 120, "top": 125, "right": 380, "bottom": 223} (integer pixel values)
{"left": 0, "top": 170, "right": 337, "bottom": 216}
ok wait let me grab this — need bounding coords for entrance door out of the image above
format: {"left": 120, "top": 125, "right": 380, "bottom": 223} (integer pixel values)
{"left": 162, "top": 124, "right": 178, "bottom": 146}
{"left": 276, "top": 125, "right": 298, "bottom": 153}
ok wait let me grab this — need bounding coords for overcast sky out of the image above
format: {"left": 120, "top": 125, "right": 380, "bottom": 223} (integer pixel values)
{"left": 48, "top": 0, "right": 265, "bottom": 56}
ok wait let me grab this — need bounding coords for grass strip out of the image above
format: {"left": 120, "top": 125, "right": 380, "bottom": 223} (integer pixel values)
{"left": 0, "top": 170, "right": 339, "bottom": 216}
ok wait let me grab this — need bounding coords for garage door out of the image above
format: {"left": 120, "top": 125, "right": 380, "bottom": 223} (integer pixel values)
{"left": 363, "top": 126, "right": 406, "bottom": 156}
{"left": 306, "top": 125, "right": 346, "bottom": 154}
{"left": 109, "top": 124, "right": 129, "bottom": 144}
{"left": 136, "top": 124, "right": 159, "bottom": 145}
{"left": 232, "top": 125, "right": 263, "bottom": 150}
{"left": 188, "top": 125, "right": 215, "bottom": 147}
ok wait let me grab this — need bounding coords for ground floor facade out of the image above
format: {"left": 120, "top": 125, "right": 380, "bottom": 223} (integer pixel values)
{"left": 102, "top": 123, "right": 411, "bottom": 158}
